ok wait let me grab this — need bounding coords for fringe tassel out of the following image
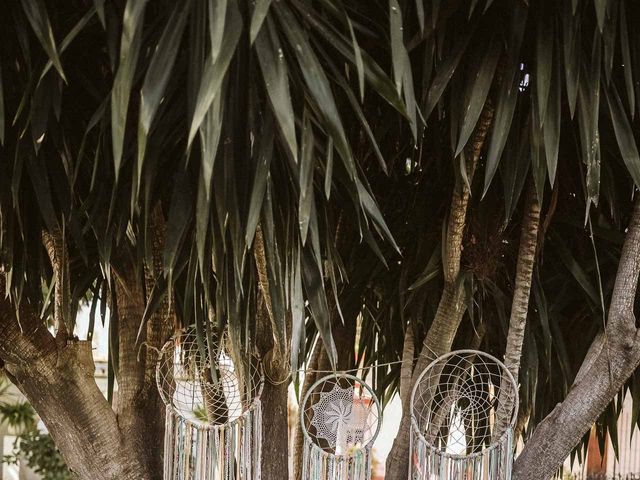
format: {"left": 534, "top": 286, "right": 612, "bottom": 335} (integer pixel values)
{"left": 163, "top": 402, "right": 262, "bottom": 480}
{"left": 301, "top": 438, "right": 373, "bottom": 480}
{"left": 409, "top": 428, "right": 514, "bottom": 480}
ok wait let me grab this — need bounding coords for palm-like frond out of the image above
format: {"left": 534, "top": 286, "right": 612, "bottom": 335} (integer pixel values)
{"left": 3, "top": 0, "right": 640, "bottom": 462}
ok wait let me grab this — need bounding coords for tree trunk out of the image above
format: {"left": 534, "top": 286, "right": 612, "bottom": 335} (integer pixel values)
{"left": 254, "top": 226, "right": 291, "bottom": 480}
{"left": 260, "top": 378, "right": 290, "bottom": 480}
{"left": 0, "top": 283, "right": 150, "bottom": 479}
{"left": 112, "top": 217, "right": 172, "bottom": 479}
{"left": 293, "top": 339, "right": 322, "bottom": 480}
{"left": 399, "top": 327, "right": 415, "bottom": 409}
{"left": 502, "top": 185, "right": 541, "bottom": 379}
{"left": 255, "top": 320, "right": 290, "bottom": 480}
{"left": 114, "top": 266, "right": 165, "bottom": 478}
{"left": 513, "top": 199, "right": 640, "bottom": 479}
{"left": 496, "top": 184, "right": 540, "bottom": 438}
{"left": 8, "top": 344, "right": 150, "bottom": 479}
{"left": 385, "top": 99, "right": 494, "bottom": 480}
{"left": 1, "top": 212, "right": 175, "bottom": 480}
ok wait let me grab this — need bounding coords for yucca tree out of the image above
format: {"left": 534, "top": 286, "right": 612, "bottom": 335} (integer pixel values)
{"left": 1, "top": 0, "right": 640, "bottom": 480}
{"left": 0, "top": 0, "right": 410, "bottom": 478}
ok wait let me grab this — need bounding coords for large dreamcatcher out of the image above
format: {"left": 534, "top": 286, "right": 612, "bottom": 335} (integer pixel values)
{"left": 410, "top": 350, "right": 518, "bottom": 480}
{"left": 156, "top": 331, "right": 263, "bottom": 479}
{"left": 300, "top": 373, "right": 382, "bottom": 480}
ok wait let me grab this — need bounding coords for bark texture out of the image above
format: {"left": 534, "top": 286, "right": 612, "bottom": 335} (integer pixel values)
{"left": 42, "top": 228, "right": 70, "bottom": 339}
{"left": 399, "top": 327, "right": 415, "bottom": 409}
{"left": 513, "top": 199, "right": 640, "bottom": 479}
{"left": 502, "top": 185, "right": 541, "bottom": 380}
{"left": 254, "top": 227, "right": 291, "bottom": 480}
{"left": 385, "top": 99, "right": 495, "bottom": 480}
{"left": 0, "top": 279, "right": 150, "bottom": 479}
{"left": 293, "top": 339, "right": 322, "bottom": 480}
{"left": 1, "top": 210, "right": 173, "bottom": 479}
{"left": 255, "top": 297, "right": 290, "bottom": 480}
{"left": 496, "top": 184, "right": 540, "bottom": 438}
{"left": 112, "top": 261, "right": 165, "bottom": 479}
{"left": 260, "top": 379, "right": 290, "bottom": 480}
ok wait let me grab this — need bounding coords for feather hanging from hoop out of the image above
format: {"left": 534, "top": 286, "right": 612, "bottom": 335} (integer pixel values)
{"left": 156, "top": 331, "right": 263, "bottom": 480}
{"left": 410, "top": 350, "right": 518, "bottom": 480}
{"left": 300, "top": 373, "right": 382, "bottom": 480}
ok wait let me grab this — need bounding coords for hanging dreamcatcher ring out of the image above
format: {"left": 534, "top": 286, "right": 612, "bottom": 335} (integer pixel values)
{"left": 156, "top": 330, "right": 264, "bottom": 479}
{"left": 156, "top": 330, "right": 264, "bottom": 427}
{"left": 410, "top": 349, "right": 519, "bottom": 452}
{"left": 300, "top": 372, "right": 382, "bottom": 480}
{"left": 409, "top": 350, "right": 519, "bottom": 479}
{"left": 301, "top": 373, "right": 382, "bottom": 454}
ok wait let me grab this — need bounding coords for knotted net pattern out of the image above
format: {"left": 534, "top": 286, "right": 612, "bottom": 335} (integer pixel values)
{"left": 410, "top": 350, "right": 518, "bottom": 480}
{"left": 300, "top": 374, "right": 381, "bottom": 480}
{"left": 156, "top": 331, "right": 263, "bottom": 479}
{"left": 156, "top": 331, "right": 262, "bottom": 426}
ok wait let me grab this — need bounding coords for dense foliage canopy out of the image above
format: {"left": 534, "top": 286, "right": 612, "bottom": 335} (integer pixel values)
{"left": 2, "top": 0, "right": 640, "bottom": 477}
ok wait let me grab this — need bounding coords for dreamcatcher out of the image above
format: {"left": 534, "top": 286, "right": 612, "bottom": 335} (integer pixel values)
{"left": 300, "top": 373, "right": 382, "bottom": 480}
{"left": 410, "top": 350, "right": 518, "bottom": 480}
{"left": 156, "top": 331, "right": 263, "bottom": 479}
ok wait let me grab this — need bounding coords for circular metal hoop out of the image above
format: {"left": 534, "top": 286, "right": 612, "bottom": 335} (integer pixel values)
{"left": 300, "top": 373, "right": 382, "bottom": 456}
{"left": 156, "top": 330, "right": 263, "bottom": 428}
{"left": 410, "top": 350, "right": 518, "bottom": 459}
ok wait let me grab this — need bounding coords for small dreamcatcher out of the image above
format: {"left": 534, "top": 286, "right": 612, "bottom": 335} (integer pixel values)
{"left": 300, "top": 374, "right": 382, "bottom": 480}
{"left": 410, "top": 350, "right": 518, "bottom": 480}
{"left": 156, "top": 331, "right": 263, "bottom": 479}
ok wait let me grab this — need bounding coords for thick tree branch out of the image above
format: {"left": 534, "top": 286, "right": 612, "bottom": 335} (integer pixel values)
{"left": 385, "top": 99, "right": 495, "bottom": 480}
{"left": 0, "top": 275, "right": 148, "bottom": 479}
{"left": 399, "top": 326, "right": 415, "bottom": 409}
{"left": 495, "top": 183, "right": 541, "bottom": 438}
{"left": 42, "top": 228, "right": 70, "bottom": 340}
{"left": 253, "top": 225, "right": 287, "bottom": 357}
{"left": 0, "top": 281, "right": 57, "bottom": 365}
{"left": 112, "top": 246, "right": 168, "bottom": 479}
{"left": 513, "top": 199, "right": 640, "bottom": 480}
{"left": 143, "top": 204, "right": 174, "bottom": 387}
{"left": 417, "top": 99, "right": 495, "bottom": 370}
{"left": 503, "top": 185, "right": 541, "bottom": 380}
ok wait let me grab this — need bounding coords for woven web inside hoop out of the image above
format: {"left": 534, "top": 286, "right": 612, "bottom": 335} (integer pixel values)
{"left": 411, "top": 350, "right": 518, "bottom": 456}
{"left": 156, "top": 330, "right": 262, "bottom": 427}
{"left": 301, "top": 374, "right": 381, "bottom": 456}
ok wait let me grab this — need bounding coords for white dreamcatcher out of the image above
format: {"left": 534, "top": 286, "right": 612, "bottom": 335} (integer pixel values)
{"left": 410, "top": 350, "right": 518, "bottom": 480}
{"left": 300, "top": 373, "right": 382, "bottom": 480}
{"left": 156, "top": 331, "right": 263, "bottom": 479}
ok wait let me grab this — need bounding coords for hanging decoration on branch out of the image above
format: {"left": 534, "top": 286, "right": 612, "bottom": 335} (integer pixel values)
{"left": 156, "top": 331, "right": 263, "bottom": 480}
{"left": 300, "top": 373, "right": 382, "bottom": 480}
{"left": 410, "top": 350, "right": 518, "bottom": 480}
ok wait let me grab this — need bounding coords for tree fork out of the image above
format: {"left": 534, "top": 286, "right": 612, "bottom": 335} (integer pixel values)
{"left": 385, "top": 98, "right": 495, "bottom": 480}
{"left": 0, "top": 277, "right": 149, "bottom": 479}
{"left": 513, "top": 199, "right": 640, "bottom": 479}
